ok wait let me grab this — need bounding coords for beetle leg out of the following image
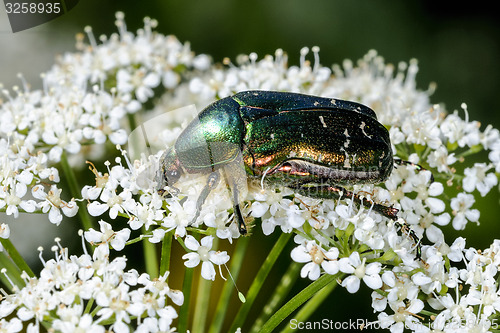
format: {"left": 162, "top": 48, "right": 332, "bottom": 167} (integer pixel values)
{"left": 220, "top": 153, "right": 249, "bottom": 235}
{"left": 394, "top": 220, "right": 423, "bottom": 261}
{"left": 233, "top": 200, "right": 247, "bottom": 235}
{"left": 222, "top": 167, "right": 248, "bottom": 235}
{"left": 290, "top": 182, "right": 423, "bottom": 260}
{"left": 287, "top": 183, "right": 399, "bottom": 221}
{"left": 189, "top": 171, "right": 220, "bottom": 227}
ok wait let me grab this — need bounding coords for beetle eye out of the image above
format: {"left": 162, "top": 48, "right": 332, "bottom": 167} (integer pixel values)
{"left": 164, "top": 168, "right": 181, "bottom": 185}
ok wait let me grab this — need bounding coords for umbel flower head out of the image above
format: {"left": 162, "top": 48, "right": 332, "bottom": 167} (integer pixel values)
{"left": 1, "top": 12, "right": 500, "bottom": 333}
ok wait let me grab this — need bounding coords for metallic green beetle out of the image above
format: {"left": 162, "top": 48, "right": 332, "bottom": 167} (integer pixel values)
{"left": 156, "top": 90, "right": 412, "bottom": 235}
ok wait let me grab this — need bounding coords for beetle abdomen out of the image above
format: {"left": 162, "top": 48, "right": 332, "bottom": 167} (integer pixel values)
{"left": 243, "top": 109, "right": 393, "bottom": 185}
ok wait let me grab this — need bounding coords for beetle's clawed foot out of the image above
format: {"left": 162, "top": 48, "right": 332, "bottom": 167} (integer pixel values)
{"left": 394, "top": 219, "right": 423, "bottom": 261}
{"left": 158, "top": 186, "right": 179, "bottom": 198}
{"left": 233, "top": 203, "right": 254, "bottom": 236}
{"left": 394, "top": 159, "right": 434, "bottom": 183}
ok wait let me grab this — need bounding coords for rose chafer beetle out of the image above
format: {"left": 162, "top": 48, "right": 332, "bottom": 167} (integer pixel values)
{"left": 156, "top": 90, "right": 424, "bottom": 254}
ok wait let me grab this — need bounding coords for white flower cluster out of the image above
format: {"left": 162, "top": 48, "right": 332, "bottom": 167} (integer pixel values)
{"left": 0, "top": 237, "right": 182, "bottom": 333}
{"left": 0, "top": 12, "right": 209, "bottom": 227}
{"left": 1, "top": 12, "right": 500, "bottom": 333}
{"left": 373, "top": 237, "right": 500, "bottom": 332}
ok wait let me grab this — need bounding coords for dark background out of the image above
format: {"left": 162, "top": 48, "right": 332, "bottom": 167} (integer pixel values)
{"left": 2, "top": 1, "right": 500, "bottom": 331}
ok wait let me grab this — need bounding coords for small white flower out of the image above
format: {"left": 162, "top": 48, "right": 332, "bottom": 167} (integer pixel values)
{"left": 450, "top": 193, "right": 480, "bottom": 230}
{"left": 463, "top": 163, "right": 498, "bottom": 197}
{"left": 117, "top": 68, "right": 160, "bottom": 103}
{"left": 427, "top": 146, "right": 457, "bottom": 173}
{"left": 181, "top": 235, "right": 229, "bottom": 280}
{"left": 339, "top": 252, "right": 382, "bottom": 293}
{"left": 32, "top": 185, "right": 78, "bottom": 225}
{"left": 0, "top": 223, "right": 10, "bottom": 239}
{"left": 290, "top": 241, "right": 339, "bottom": 280}
{"left": 84, "top": 220, "right": 131, "bottom": 253}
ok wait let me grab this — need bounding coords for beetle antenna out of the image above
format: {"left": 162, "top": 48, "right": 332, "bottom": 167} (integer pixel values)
{"left": 221, "top": 263, "right": 246, "bottom": 303}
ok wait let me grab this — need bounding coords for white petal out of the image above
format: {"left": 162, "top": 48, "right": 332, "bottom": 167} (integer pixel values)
{"left": 88, "top": 201, "right": 109, "bottom": 216}
{"left": 365, "top": 262, "right": 381, "bottom": 275}
{"left": 382, "top": 271, "right": 396, "bottom": 287}
{"left": 290, "top": 246, "right": 311, "bottom": 263}
{"left": 426, "top": 198, "right": 445, "bottom": 213}
{"left": 109, "top": 129, "right": 128, "bottom": 145}
{"left": 342, "top": 275, "right": 360, "bottom": 293}
{"left": 19, "top": 200, "right": 36, "bottom": 212}
{"left": 111, "top": 229, "right": 131, "bottom": 250}
{"left": 182, "top": 253, "right": 200, "bottom": 268}
{"left": 251, "top": 202, "right": 269, "bottom": 218}
{"left": 412, "top": 272, "right": 432, "bottom": 285}
{"left": 348, "top": 252, "right": 361, "bottom": 266}
{"left": 200, "top": 235, "right": 214, "bottom": 249}
{"left": 84, "top": 229, "right": 103, "bottom": 243}
{"left": 363, "top": 274, "right": 382, "bottom": 290}
{"left": 48, "top": 146, "right": 63, "bottom": 162}
{"left": 168, "top": 289, "right": 184, "bottom": 306}
{"left": 62, "top": 201, "right": 78, "bottom": 217}
{"left": 201, "top": 261, "right": 216, "bottom": 280}
{"left": 184, "top": 235, "right": 200, "bottom": 251}
{"left": 144, "top": 72, "right": 160, "bottom": 87}
{"left": 0, "top": 223, "right": 10, "bottom": 239}
{"left": 31, "top": 185, "right": 47, "bottom": 200}
{"left": 428, "top": 182, "right": 444, "bottom": 196}
{"left": 426, "top": 225, "right": 444, "bottom": 243}
{"left": 338, "top": 258, "right": 355, "bottom": 274}
{"left": 209, "top": 251, "right": 230, "bottom": 265}
{"left": 321, "top": 260, "right": 339, "bottom": 275}
{"left": 300, "top": 262, "right": 320, "bottom": 280}
{"left": 48, "top": 207, "right": 62, "bottom": 225}
{"left": 17, "top": 307, "right": 34, "bottom": 321}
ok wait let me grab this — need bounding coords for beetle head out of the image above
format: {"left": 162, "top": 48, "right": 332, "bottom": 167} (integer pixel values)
{"left": 156, "top": 148, "right": 183, "bottom": 196}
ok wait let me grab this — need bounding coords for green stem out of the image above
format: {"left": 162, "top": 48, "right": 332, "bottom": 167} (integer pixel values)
{"left": 259, "top": 273, "right": 340, "bottom": 333}
{"left": 279, "top": 273, "right": 340, "bottom": 333}
{"left": 178, "top": 267, "right": 195, "bottom": 333}
{"left": 229, "top": 232, "right": 293, "bottom": 332}
{"left": 84, "top": 298, "right": 95, "bottom": 315}
{"left": 192, "top": 237, "right": 219, "bottom": 333}
{"left": 0, "top": 252, "right": 24, "bottom": 291}
{"left": 209, "top": 236, "right": 250, "bottom": 333}
{"left": 192, "top": 272, "right": 212, "bottom": 333}
{"left": 160, "top": 231, "right": 173, "bottom": 277}
{"left": 249, "top": 261, "right": 301, "bottom": 333}
{"left": 457, "top": 144, "right": 483, "bottom": 158}
{"left": 0, "top": 237, "right": 34, "bottom": 277}
{"left": 125, "top": 234, "right": 150, "bottom": 246}
{"left": 142, "top": 226, "right": 159, "bottom": 278}
{"left": 60, "top": 151, "right": 94, "bottom": 231}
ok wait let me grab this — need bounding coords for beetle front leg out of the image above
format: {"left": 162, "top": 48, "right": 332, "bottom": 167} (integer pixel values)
{"left": 222, "top": 168, "right": 248, "bottom": 235}
{"left": 189, "top": 171, "right": 220, "bottom": 227}
{"left": 232, "top": 194, "right": 247, "bottom": 235}
{"left": 287, "top": 183, "right": 399, "bottom": 221}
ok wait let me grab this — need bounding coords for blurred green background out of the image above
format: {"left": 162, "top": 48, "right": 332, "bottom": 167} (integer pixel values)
{"left": 1, "top": 0, "right": 499, "bottom": 331}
